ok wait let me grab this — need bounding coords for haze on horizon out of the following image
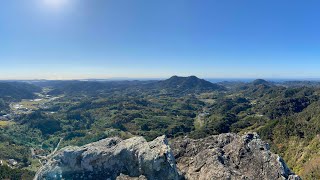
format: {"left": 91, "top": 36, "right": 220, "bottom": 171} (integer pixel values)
{"left": 1, "top": 0, "right": 320, "bottom": 80}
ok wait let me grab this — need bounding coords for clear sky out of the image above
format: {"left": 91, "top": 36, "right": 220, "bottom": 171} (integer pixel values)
{"left": 1, "top": 0, "right": 320, "bottom": 80}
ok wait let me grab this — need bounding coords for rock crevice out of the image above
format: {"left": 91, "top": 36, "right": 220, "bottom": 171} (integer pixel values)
{"left": 37, "top": 133, "right": 300, "bottom": 180}
{"left": 171, "top": 133, "right": 300, "bottom": 180}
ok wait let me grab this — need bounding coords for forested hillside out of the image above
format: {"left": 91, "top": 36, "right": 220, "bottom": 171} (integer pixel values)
{"left": 0, "top": 77, "right": 320, "bottom": 179}
{"left": 0, "top": 82, "right": 41, "bottom": 100}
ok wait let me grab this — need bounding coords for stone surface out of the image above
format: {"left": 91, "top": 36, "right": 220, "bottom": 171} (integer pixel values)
{"left": 116, "top": 174, "right": 147, "bottom": 180}
{"left": 36, "top": 133, "right": 301, "bottom": 180}
{"left": 171, "top": 133, "right": 301, "bottom": 180}
{"left": 36, "top": 135, "right": 180, "bottom": 180}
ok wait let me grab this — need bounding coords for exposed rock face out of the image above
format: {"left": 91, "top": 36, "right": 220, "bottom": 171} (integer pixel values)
{"left": 116, "top": 174, "right": 147, "bottom": 180}
{"left": 171, "top": 133, "right": 300, "bottom": 180}
{"left": 36, "top": 133, "right": 300, "bottom": 180}
{"left": 37, "top": 136, "right": 180, "bottom": 180}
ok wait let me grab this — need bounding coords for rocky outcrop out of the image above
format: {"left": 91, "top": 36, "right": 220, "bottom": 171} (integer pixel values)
{"left": 36, "top": 136, "right": 180, "bottom": 180}
{"left": 171, "top": 133, "right": 301, "bottom": 180}
{"left": 36, "top": 133, "right": 300, "bottom": 180}
{"left": 116, "top": 174, "right": 147, "bottom": 180}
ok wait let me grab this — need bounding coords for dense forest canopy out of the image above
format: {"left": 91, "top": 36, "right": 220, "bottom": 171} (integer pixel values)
{"left": 0, "top": 82, "right": 41, "bottom": 101}
{"left": 0, "top": 76, "right": 320, "bottom": 179}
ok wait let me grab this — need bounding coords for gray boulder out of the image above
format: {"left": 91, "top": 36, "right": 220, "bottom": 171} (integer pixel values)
{"left": 36, "top": 133, "right": 300, "bottom": 180}
{"left": 116, "top": 174, "right": 147, "bottom": 180}
{"left": 37, "top": 135, "right": 180, "bottom": 180}
{"left": 171, "top": 133, "right": 301, "bottom": 180}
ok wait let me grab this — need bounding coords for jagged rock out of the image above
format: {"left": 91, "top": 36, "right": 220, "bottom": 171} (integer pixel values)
{"left": 36, "top": 135, "right": 180, "bottom": 180}
{"left": 36, "top": 133, "right": 300, "bottom": 180}
{"left": 116, "top": 174, "right": 147, "bottom": 180}
{"left": 171, "top": 133, "right": 301, "bottom": 180}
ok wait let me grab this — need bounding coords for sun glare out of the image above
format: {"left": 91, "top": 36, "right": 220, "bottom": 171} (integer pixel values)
{"left": 43, "top": 0, "right": 69, "bottom": 10}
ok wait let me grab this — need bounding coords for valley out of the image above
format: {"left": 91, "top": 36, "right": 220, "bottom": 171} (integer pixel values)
{"left": 0, "top": 76, "right": 319, "bottom": 179}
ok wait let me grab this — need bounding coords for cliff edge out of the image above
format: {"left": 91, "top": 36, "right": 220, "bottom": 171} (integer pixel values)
{"left": 36, "top": 133, "right": 300, "bottom": 180}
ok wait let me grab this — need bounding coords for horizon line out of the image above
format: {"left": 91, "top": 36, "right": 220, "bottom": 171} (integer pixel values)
{"left": 2, "top": 76, "right": 320, "bottom": 81}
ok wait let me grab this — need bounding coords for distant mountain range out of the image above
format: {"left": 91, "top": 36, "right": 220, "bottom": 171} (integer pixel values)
{"left": 4, "top": 76, "right": 319, "bottom": 99}
{"left": 32, "top": 76, "right": 226, "bottom": 95}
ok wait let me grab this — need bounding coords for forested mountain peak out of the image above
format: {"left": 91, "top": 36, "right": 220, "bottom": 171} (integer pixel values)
{"left": 252, "top": 79, "right": 272, "bottom": 86}
{"left": 157, "top": 75, "right": 226, "bottom": 92}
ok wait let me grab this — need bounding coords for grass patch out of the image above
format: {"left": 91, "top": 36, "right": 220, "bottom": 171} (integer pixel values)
{"left": 19, "top": 99, "right": 46, "bottom": 110}
{"left": 0, "top": 121, "right": 14, "bottom": 127}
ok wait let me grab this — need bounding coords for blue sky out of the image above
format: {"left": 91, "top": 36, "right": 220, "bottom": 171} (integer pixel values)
{"left": 1, "top": 0, "right": 320, "bottom": 80}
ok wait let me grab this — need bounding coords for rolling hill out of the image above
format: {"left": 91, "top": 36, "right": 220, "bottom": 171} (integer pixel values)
{"left": 0, "top": 82, "right": 41, "bottom": 100}
{"left": 154, "top": 76, "right": 226, "bottom": 93}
